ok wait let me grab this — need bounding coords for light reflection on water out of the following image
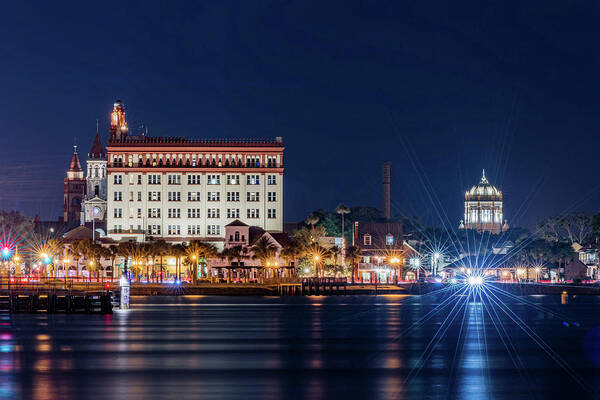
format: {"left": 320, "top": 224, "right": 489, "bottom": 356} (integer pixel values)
{"left": 0, "top": 295, "right": 596, "bottom": 399}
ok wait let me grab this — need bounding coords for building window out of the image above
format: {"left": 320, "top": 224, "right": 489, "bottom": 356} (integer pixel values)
{"left": 227, "top": 175, "right": 240, "bottom": 185}
{"left": 148, "top": 174, "right": 161, "bottom": 185}
{"left": 147, "top": 225, "right": 161, "bottom": 235}
{"left": 187, "top": 225, "right": 201, "bottom": 235}
{"left": 207, "top": 174, "right": 220, "bottom": 185}
{"left": 137, "top": 175, "right": 142, "bottom": 185}
{"left": 148, "top": 192, "right": 161, "bottom": 201}
{"left": 267, "top": 175, "right": 277, "bottom": 185}
{"left": 167, "top": 225, "right": 181, "bottom": 235}
{"left": 168, "top": 208, "right": 181, "bottom": 218}
{"left": 207, "top": 225, "right": 220, "bottom": 235}
{"left": 247, "top": 192, "right": 260, "bottom": 202}
{"left": 227, "top": 208, "right": 240, "bottom": 219}
{"left": 137, "top": 208, "right": 142, "bottom": 218}
{"left": 168, "top": 174, "right": 181, "bottom": 185}
{"left": 247, "top": 209, "right": 259, "bottom": 219}
{"left": 137, "top": 192, "right": 142, "bottom": 201}
{"left": 207, "top": 208, "right": 220, "bottom": 218}
{"left": 187, "top": 174, "right": 201, "bottom": 185}
{"left": 168, "top": 192, "right": 181, "bottom": 201}
{"left": 247, "top": 175, "right": 260, "bottom": 185}
{"left": 386, "top": 234, "right": 394, "bottom": 246}
{"left": 113, "top": 192, "right": 122, "bottom": 201}
{"left": 113, "top": 175, "right": 122, "bottom": 184}
{"left": 148, "top": 208, "right": 161, "bottom": 218}
{"left": 227, "top": 192, "right": 239, "bottom": 202}
{"left": 267, "top": 192, "right": 276, "bottom": 202}
{"left": 363, "top": 234, "right": 372, "bottom": 246}
{"left": 207, "top": 192, "right": 220, "bottom": 201}
{"left": 188, "top": 208, "right": 201, "bottom": 218}
{"left": 113, "top": 208, "right": 122, "bottom": 218}
{"left": 188, "top": 192, "right": 201, "bottom": 201}
{"left": 113, "top": 225, "right": 122, "bottom": 233}
{"left": 267, "top": 209, "right": 276, "bottom": 219}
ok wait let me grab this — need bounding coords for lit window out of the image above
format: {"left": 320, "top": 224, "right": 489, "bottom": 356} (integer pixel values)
{"left": 363, "top": 234, "right": 372, "bottom": 246}
{"left": 386, "top": 234, "right": 394, "bottom": 246}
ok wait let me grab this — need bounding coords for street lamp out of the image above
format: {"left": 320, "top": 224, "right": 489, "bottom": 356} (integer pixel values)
{"left": 432, "top": 252, "right": 441, "bottom": 276}
{"left": 92, "top": 206, "right": 101, "bottom": 242}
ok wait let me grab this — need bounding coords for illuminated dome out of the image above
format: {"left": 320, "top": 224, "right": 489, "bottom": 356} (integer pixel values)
{"left": 460, "top": 170, "right": 508, "bottom": 234}
{"left": 465, "top": 170, "right": 502, "bottom": 201}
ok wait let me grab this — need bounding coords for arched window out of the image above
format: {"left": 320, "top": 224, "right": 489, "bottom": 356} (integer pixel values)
{"left": 94, "top": 166, "right": 99, "bottom": 178}
{"left": 234, "top": 231, "right": 240, "bottom": 241}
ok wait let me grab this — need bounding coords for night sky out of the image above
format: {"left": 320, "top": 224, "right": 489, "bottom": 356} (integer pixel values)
{"left": 1, "top": 1, "right": 599, "bottom": 228}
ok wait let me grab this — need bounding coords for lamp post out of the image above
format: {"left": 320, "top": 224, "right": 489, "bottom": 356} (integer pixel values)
{"left": 432, "top": 252, "right": 441, "bottom": 277}
{"left": 92, "top": 206, "right": 101, "bottom": 242}
{"left": 390, "top": 256, "right": 400, "bottom": 284}
{"left": 313, "top": 255, "right": 319, "bottom": 278}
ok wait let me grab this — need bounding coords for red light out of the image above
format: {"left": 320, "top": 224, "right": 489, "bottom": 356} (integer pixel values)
{"left": 105, "top": 283, "right": 110, "bottom": 290}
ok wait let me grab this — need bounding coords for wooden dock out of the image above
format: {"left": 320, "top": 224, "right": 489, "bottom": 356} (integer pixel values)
{"left": 278, "top": 278, "right": 348, "bottom": 296}
{"left": 0, "top": 290, "right": 117, "bottom": 314}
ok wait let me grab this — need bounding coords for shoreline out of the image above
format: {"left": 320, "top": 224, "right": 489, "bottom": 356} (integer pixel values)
{"left": 127, "top": 282, "right": 600, "bottom": 296}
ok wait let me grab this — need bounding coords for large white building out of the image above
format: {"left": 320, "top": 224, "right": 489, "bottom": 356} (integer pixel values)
{"left": 105, "top": 101, "right": 284, "bottom": 246}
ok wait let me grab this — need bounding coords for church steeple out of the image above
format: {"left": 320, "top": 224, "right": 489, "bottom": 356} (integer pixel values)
{"left": 89, "top": 133, "right": 106, "bottom": 159}
{"left": 109, "top": 100, "right": 128, "bottom": 141}
{"left": 67, "top": 146, "right": 84, "bottom": 179}
{"left": 64, "top": 145, "right": 86, "bottom": 224}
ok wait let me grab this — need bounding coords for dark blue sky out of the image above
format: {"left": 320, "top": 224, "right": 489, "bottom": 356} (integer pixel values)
{"left": 1, "top": 1, "right": 599, "bottom": 227}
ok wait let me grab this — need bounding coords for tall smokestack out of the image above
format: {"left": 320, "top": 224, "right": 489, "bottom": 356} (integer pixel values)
{"left": 382, "top": 161, "right": 391, "bottom": 220}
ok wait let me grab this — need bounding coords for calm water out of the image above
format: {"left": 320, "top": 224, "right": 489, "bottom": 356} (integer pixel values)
{"left": 0, "top": 293, "right": 599, "bottom": 399}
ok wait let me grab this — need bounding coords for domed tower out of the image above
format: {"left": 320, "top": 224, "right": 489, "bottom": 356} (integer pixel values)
{"left": 63, "top": 146, "right": 86, "bottom": 224}
{"left": 109, "top": 100, "right": 128, "bottom": 141}
{"left": 459, "top": 170, "right": 508, "bottom": 234}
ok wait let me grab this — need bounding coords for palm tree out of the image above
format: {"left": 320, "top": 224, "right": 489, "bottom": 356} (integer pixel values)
{"left": 117, "top": 242, "right": 139, "bottom": 278}
{"left": 280, "top": 240, "right": 302, "bottom": 277}
{"left": 221, "top": 245, "right": 247, "bottom": 283}
{"left": 107, "top": 244, "right": 119, "bottom": 282}
{"left": 171, "top": 243, "right": 186, "bottom": 281}
{"left": 68, "top": 240, "right": 84, "bottom": 281}
{"left": 346, "top": 245, "right": 362, "bottom": 284}
{"left": 152, "top": 240, "right": 170, "bottom": 282}
{"left": 252, "top": 236, "right": 277, "bottom": 281}
{"left": 304, "top": 212, "right": 320, "bottom": 242}
{"left": 185, "top": 240, "right": 205, "bottom": 284}
{"left": 328, "top": 246, "right": 342, "bottom": 276}
{"left": 336, "top": 203, "right": 351, "bottom": 266}
{"left": 197, "top": 242, "right": 218, "bottom": 281}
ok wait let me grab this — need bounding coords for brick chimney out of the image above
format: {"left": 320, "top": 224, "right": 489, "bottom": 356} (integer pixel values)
{"left": 382, "top": 162, "right": 391, "bottom": 220}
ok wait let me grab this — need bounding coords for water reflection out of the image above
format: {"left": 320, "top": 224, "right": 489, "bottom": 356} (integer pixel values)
{"left": 0, "top": 295, "right": 595, "bottom": 399}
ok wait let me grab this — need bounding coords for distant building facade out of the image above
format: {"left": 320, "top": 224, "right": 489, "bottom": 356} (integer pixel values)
{"left": 459, "top": 170, "right": 508, "bottom": 234}
{"left": 104, "top": 101, "right": 284, "bottom": 244}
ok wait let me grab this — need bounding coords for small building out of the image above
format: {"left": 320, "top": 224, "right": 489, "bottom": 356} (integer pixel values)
{"left": 352, "top": 221, "right": 419, "bottom": 283}
{"left": 564, "top": 259, "right": 589, "bottom": 282}
{"left": 576, "top": 245, "right": 599, "bottom": 280}
{"left": 210, "top": 220, "right": 294, "bottom": 281}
